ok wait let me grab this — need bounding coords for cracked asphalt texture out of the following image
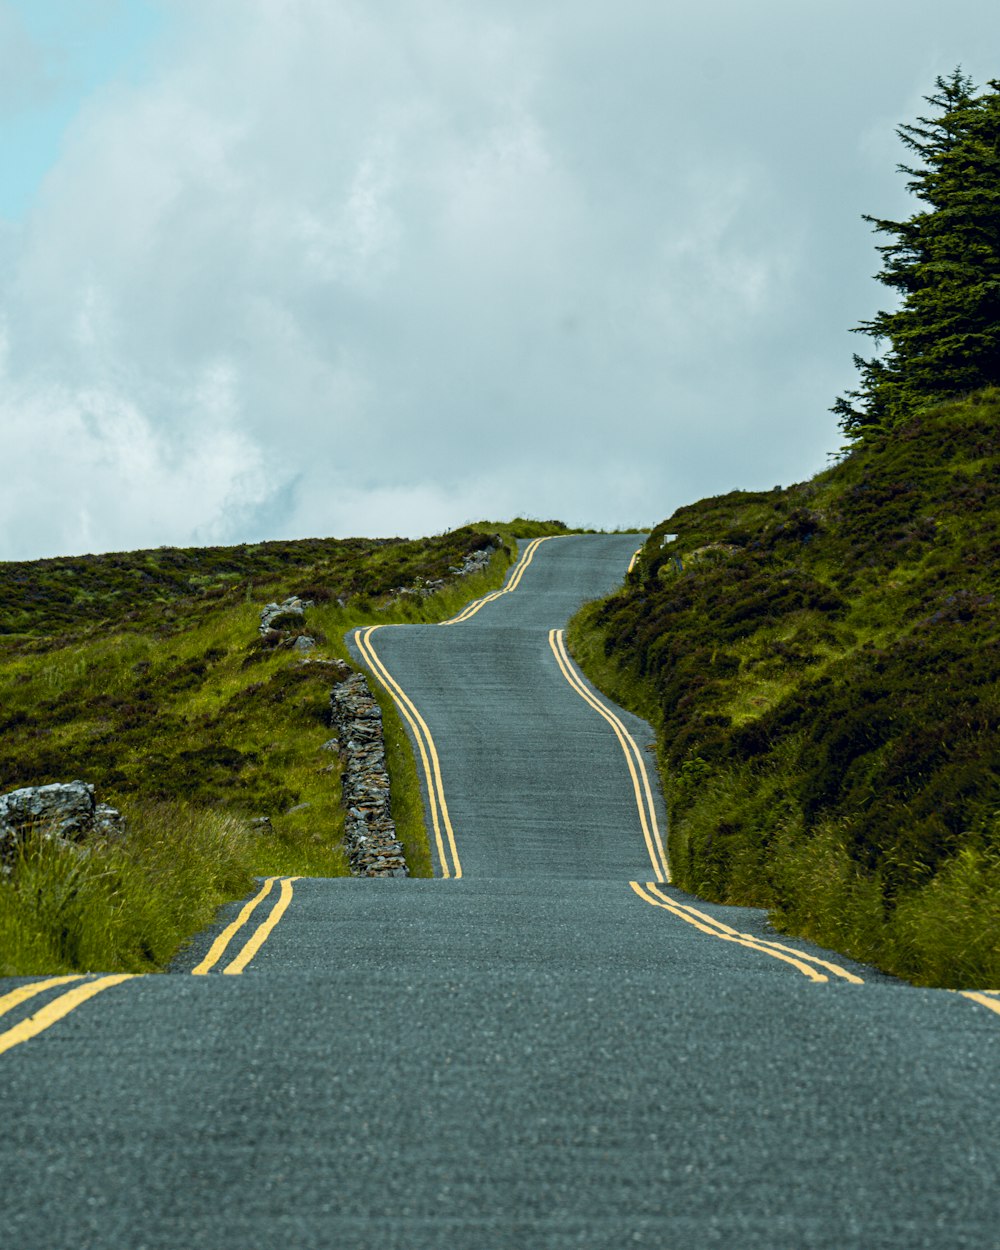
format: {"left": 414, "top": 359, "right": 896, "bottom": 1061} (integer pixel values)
{"left": 1, "top": 534, "right": 997, "bottom": 1249}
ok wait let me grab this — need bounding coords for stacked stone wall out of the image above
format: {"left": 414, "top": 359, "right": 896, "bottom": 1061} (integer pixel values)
{"left": 328, "top": 674, "right": 407, "bottom": 877}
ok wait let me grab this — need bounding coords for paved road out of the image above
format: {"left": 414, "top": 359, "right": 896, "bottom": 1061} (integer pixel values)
{"left": 0, "top": 534, "right": 997, "bottom": 1249}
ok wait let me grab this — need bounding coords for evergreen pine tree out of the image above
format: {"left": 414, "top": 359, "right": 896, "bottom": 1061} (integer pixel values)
{"left": 835, "top": 70, "right": 1000, "bottom": 440}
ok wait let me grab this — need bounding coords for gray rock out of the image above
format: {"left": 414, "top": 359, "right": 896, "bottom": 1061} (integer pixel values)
{"left": 0, "top": 781, "right": 127, "bottom": 865}
{"left": 0, "top": 780, "right": 96, "bottom": 840}
{"left": 329, "top": 673, "right": 408, "bottom": 878}
{"left": 259, "top": 597, "right": 306, "bottom": 636}
{"left": 293, "top": 635, "right": 317, "bottom": 652}
{"left": 92, "top": 803, "right": 127, "bottom": 841}
{"left": 385, "top": 539, "right": 503, "bottom": 603}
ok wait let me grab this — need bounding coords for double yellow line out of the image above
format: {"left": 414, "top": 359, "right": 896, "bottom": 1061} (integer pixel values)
{"left": 351, "top": 537, "right": 560, "bottom": 878}
{"left": 549, "top": 630, "right": 866, "bottom": 987}
{"left": 355, "top": 625, "right": 461, "bottom": 878}
{"left": 0, "top": 538, "right": 563, "bottom": 1054}
{"left": 191, "top": 875, "right": 300, "bottom": 974}
{"left": 630, "top": 881, "right": 864, "bottom": 984}
{"left": 0, "top": 973, "right": 138, "bottom": 1058}
{"left": 548, "top": 628, "right": 670, "bottom": 883}
{"left": 0, "top": 875, "right": 302, "bottom": 1058}
{"left": 440, "top": 536, "right": 555, "bottom": 625}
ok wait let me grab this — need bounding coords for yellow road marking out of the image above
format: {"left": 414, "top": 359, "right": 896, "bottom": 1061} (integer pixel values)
{"left": 223, "top": 876, "right": 300, "bottom": 974}
{"left": 191, "top": 877, "right": 280, "bottom": 974}
{"left": 630, "top": 882, "right": 830, "bottom": 982}
{"left": 355, "top": 625, "right": 461, "bottom": 878}
{"left": 549, "top": 629, "right": 670, "bottom": 882}
{"left": 627, "top": 548, "right": 642, "bottom": 574}
{"left": 352, "top": 535, "right": 634, "bottom": 877}
{"left": 440, "top": 536, "right": 555, "bottom": 625}
{"left": 959, "top": 991, "right": 1000, "bottom": 1017}
{"left": 644, "top": 883, "right": 863, "bottom": 984}
{"left": 0, "top": 974, "right": 137, "bottom": 1057}
{"left": 0, "top": 975, "right": 85, "bottom": 1021}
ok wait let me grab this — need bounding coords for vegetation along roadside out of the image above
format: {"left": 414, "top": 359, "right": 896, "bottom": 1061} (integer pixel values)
{"left": 569, "top": 70, "right": 1000, "bottom": 989}
{"left": 0, "top": 519, "right": 572, "bottom": 975}
{"left": 570, "top": 391, "right": 1000, "bottom": 988}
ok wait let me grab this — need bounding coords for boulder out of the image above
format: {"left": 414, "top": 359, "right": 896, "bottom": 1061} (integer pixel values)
{"left": 259, "top": 597, "right": 307, "bottom": 636}
{"left": 0, "top": 781, "right": 126, "bottom": 865}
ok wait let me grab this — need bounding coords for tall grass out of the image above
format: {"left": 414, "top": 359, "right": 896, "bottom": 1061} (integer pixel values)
{"left": 567, "top": 393, "right": 1000, "bottom": 988}
{"left": 1, "top": 804, "right": 252, "bottom": 974}
{"left": 0, "top": 804, "right": 354, "bottom": 977}
{"left": 0, "top": 526, "right": 558, "bottom": 975}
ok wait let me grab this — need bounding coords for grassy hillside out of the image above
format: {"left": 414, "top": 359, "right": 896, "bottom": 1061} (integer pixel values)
{"left": 0, "top": 519, "right": 571, "bottom": 974}
{"left": 569, "top": 391, "right": 999, "bottom": 987}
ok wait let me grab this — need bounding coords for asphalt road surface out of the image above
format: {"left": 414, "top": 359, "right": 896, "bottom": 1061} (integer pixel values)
{"left": 1, "top": 534, "right": 997, "bottom": 1249}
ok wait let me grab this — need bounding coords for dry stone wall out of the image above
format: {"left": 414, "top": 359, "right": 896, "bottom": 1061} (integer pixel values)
{"left": 329, "top": 673, "right": 408, "bottom": 877}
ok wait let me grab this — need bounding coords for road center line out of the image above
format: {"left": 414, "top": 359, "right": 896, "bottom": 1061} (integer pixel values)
{"left": 0, "top": 974, "right": 86, "bottom": 1021}
{"left": 549, "top": 629, "right": 670, "bottom": 882}
{"left": 191, "top": 877, "right": 280, "bottom": 974}
{"left": 630, "top": 882, "right": 830, "bottom": 982}
{"left": 223, "top": 877, "right": 301, "bottom": 974}
{"left": 0, "top": 974, "right": 138, "bottom": 1058}
{"left": 643, "top": 883, "right": 863, "bottom": 984}
{"left": 355, "top": 625, "right": 461, "bottom": 879}
{"left": 440, "top": 536, "right": 555, "bottom": 625}
{"left": 353, "top": 536, "right": 569, "bottom": 877}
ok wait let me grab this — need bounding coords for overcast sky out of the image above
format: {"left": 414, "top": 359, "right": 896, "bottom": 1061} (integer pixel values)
{"left": 1, "top": 0, "right": 998, "bottom": 559}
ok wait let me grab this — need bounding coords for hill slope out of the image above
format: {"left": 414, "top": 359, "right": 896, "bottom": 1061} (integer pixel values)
{"left": 569, "top": 390, "right": 1000, "bottom": 986}
{"left": 0, "top": 520, "right": 570, "bottom": 973}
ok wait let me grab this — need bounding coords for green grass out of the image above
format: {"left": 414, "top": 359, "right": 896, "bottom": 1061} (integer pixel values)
{"left": 568, "top": 390, "right": 1000, "bottom": 987}
{"left": 0, "top": 520, "right": 573, "bottom": 974}
{"left": 0, "top": 804, "right": 257, "bottom": 975}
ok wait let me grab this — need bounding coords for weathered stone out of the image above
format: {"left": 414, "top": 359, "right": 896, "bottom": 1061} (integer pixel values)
{"left": 293, "top": 635, "right": 317, "bottom": 652}
{"left": 385, "top": 538, "right": 504, "bottom": 604}
{"left": 259, "top": 597, "right": 306, "bottom": 636}
{"left": 92, "top": 803, "right": 127, "bottom": 840}
{"left": 299, "top": 658, "right": 352, "bottom": 682}
{"left": 328, "top": 672, "right": 408, "bottom": 877}
{"left": 0, "top": 781, "right": 126, "bottom": 865}
{"left": 0, "top": 780, "right": 96, "bottom": 840}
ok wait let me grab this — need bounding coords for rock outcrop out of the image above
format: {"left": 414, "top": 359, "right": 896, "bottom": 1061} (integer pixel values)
{"left": 328, "top": 674, "right": 407, "bottom": 877}
{"left": 259, "top": 596, "right": 307, "bottom": 635}
{"left": 258, "top": 595, "right": 318, "bottom": 650}
{"left": 452, "top": 538, "right": 503, "bottom": 578}
{"left": 388, "top": 536, "right": 504, "bottom": 600}
{"left": 0, "top": 781, "right": 126, "bottom": 866}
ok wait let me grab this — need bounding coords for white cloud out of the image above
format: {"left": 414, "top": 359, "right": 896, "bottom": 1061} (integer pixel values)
{"left": 3, "top": 0, "right": 1000, "bottom": 558}
{"left": 0, "top": 370, "right": 267, "bottom": 558}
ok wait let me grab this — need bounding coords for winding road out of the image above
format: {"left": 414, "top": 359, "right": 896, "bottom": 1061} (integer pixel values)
{"left": 0, "top": 534, "right": 997, "bottom": 1248}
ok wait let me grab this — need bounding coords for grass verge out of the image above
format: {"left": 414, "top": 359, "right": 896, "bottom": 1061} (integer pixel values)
{"left": 568, "top": 391, "right": 1000, "bottom": 988}
{"left": 0, "top": 521, "right": 570, "bottom": 974}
